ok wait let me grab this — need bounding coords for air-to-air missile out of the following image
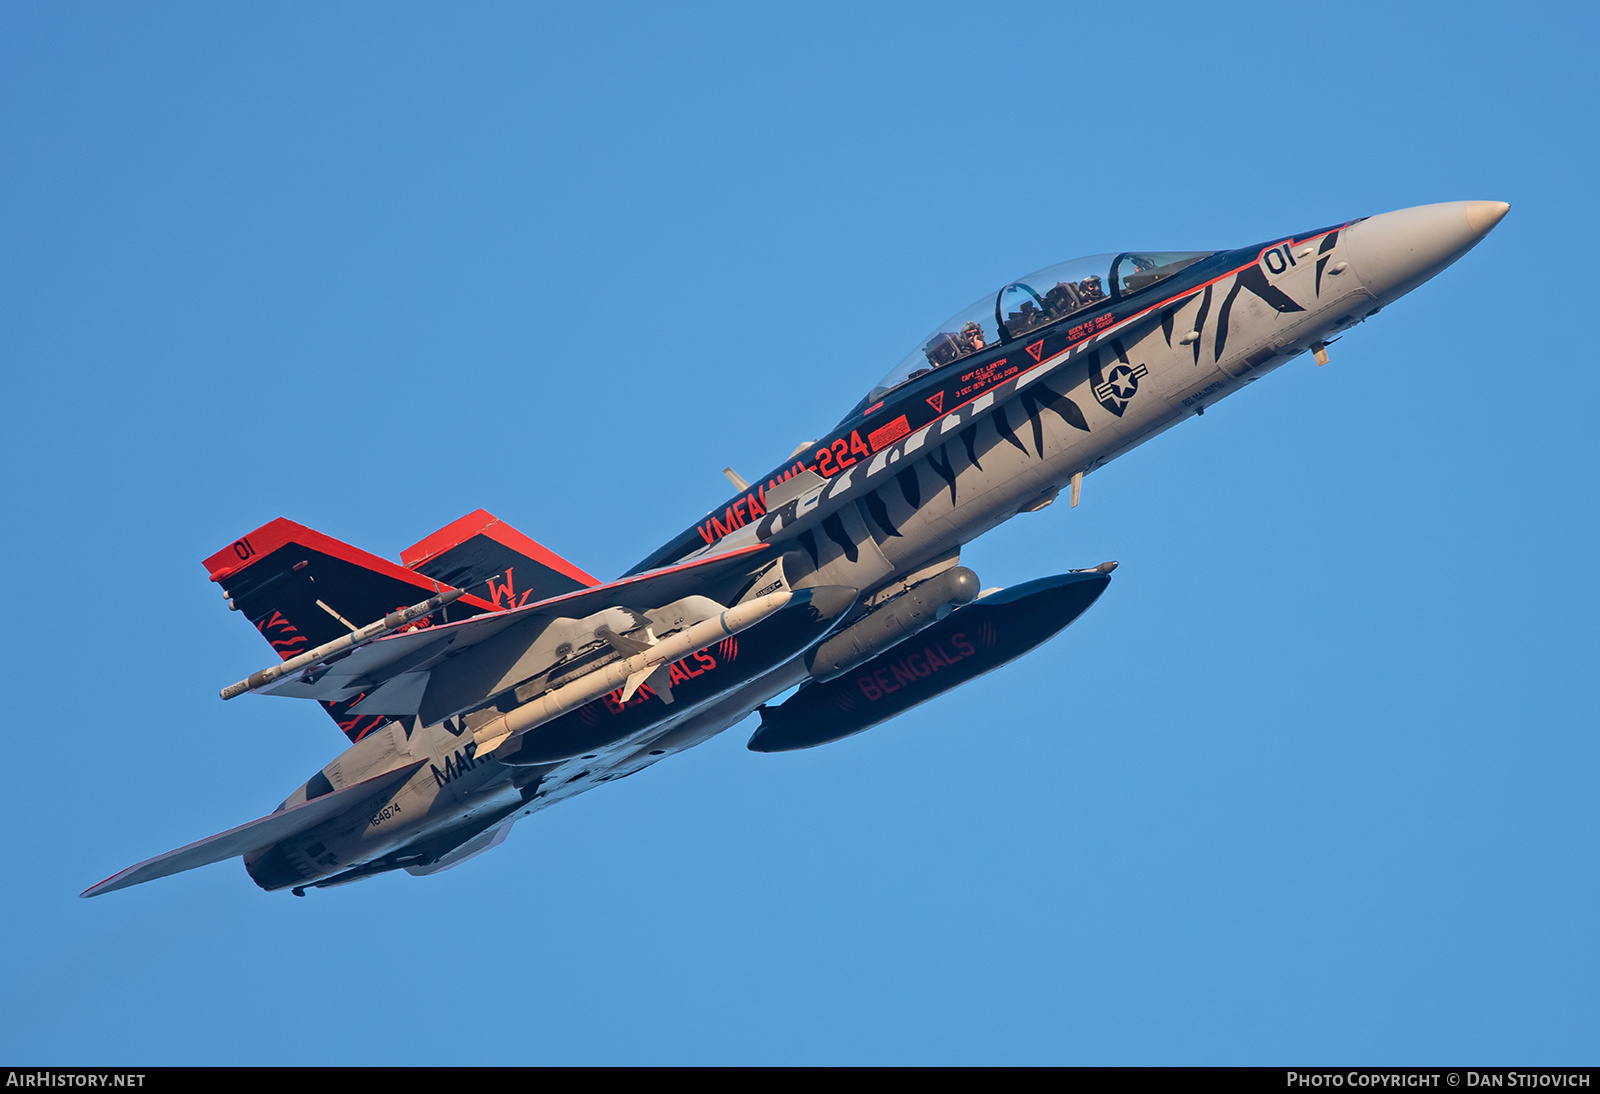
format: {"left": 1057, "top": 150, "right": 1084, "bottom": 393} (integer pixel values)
{"left": 85, "top": 201, "right": 1509, "bottom": 896}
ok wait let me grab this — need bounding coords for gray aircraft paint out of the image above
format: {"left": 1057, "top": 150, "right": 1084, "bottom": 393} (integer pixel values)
{"left": 83, "top": 201, "right": 1508, "bottom": 897}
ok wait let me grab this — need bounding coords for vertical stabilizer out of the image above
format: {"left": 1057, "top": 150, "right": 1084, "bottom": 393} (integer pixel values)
{"left": 401, "top": 509, "right": 599, "bottom": 610}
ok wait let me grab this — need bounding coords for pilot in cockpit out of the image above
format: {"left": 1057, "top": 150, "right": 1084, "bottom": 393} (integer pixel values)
{"left": 1078, "top": 275, "right": 1106, "bottom": 305}
{"left": 958, "top": 321, "right": 987, "bottom": 356}
{"left": 922, "top": 319, "right": 992, "bottom": 370}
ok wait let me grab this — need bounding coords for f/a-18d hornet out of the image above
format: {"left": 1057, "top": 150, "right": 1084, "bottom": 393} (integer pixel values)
{"left": 85, "top": 199, "right": 1508, "bottom": 897}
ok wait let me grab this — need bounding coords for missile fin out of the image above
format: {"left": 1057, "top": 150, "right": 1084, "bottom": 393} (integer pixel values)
{"left": 596, "top": 623, "right": 654, "bottom": 657}
{"left": 647, "top": 665, "right": 675, "bottom": 705}
{"left": 476, "top": 728, "right": 513, "bottom": 755}
{"left": 619, "top": 666, "right": 653, "bottom": 703}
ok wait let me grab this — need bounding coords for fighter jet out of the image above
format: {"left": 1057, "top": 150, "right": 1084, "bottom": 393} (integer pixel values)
{"left": 84, "top": 199, "right": 1509, "bottom": 897}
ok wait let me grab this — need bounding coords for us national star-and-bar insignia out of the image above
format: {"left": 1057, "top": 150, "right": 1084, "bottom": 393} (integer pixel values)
{"left": 1093, "top": 362, "right": 1149, "bottom": 415}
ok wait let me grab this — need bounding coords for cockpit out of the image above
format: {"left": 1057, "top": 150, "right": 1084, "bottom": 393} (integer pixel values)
{"left": 863, "top": 251, "right": 1213, "bottom": 405}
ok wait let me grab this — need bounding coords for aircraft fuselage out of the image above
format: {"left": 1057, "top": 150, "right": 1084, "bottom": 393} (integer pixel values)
{"left": 87, "top": 202, "right": 1508, "bottom": 896}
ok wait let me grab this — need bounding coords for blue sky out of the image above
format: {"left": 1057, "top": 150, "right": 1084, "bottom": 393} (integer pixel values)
{"left": 2, "top": 1, "right": 1595, "bottom": 1064}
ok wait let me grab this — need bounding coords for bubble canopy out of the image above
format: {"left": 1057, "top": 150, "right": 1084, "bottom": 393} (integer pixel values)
{"left": 864, "top": 251, "right": 1213, "bottom": 404}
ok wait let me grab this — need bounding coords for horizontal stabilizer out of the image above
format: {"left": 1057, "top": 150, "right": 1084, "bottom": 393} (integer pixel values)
{"left": 81, "top": 760, "right": 425, "bottom": 897}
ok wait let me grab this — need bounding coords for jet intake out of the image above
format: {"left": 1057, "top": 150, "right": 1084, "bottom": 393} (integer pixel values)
{"left": 806, "top": 566, "right": 981, "bottom": 681}
{"left": 749, "top": 569, "right": 1112, "bottom": 753}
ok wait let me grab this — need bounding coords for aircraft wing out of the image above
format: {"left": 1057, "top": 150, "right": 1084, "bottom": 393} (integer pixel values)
{"left": 81, "top": 760, "right": 426, "bottom": 897}
{"left": 233, "top": 543, "right": 772, "bottom": 708}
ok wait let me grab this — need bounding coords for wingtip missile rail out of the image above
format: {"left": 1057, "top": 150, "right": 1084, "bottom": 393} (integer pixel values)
{"left": 219, "top": 586, "right": 466, "bottom": 701}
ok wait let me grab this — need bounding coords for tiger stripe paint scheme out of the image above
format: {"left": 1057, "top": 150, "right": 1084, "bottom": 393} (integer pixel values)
{"left": 85, "top": 201, "right": 1508, "bottom": 897}
{"left": 634, "top": 225, "right": 1363, "bottom": 575}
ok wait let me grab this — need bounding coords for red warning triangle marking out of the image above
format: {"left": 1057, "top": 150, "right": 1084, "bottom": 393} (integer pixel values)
{"left": 1025, "top": 340, "right": 1044, "bottom": 362}
{"left": 926, "top": 391, "right": 945, "bottom": 413}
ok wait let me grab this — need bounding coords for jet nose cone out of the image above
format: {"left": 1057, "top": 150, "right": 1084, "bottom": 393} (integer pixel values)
{"left": 1466, "top": 200, "right": 1511, "bottom": 234}
{"left": 1342, "top": 200, "right": 1510, "bottom": 305}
